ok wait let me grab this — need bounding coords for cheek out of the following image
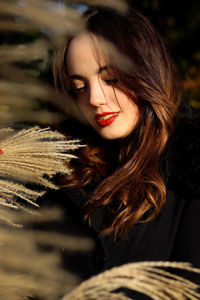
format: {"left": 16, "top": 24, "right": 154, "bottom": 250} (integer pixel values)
{"left": 127, "top": 101, "right": 140, "bottom": 117}
{"left": 128, "top": 103, "right": 140, "bottom": 124}
{"left": 118, "top": 92, "right": 139, "bottom": 115}
{"left": 120, "top": 97, "right": 140, "bottom": 127}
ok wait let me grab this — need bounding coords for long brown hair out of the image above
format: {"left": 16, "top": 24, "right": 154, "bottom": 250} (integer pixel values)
{"left": 52, "top": 6, "right": 181, "bottom": 238}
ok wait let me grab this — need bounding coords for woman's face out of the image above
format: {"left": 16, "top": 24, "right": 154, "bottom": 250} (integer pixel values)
{"left": 66, "top": 33, "right": 140, "bottom": 140}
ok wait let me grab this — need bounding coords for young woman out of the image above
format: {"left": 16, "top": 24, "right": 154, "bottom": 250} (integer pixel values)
{"left": 52, "top": 5, "right": 200, "bottom": 289}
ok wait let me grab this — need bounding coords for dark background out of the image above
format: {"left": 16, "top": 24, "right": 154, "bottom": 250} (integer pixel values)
{"left": 128, "top": 0, "right": 200, "bottom": 107}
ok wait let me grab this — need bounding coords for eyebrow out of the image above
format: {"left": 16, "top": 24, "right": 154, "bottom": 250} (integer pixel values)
{"left": 70, "top": 74, "right": 84, "bottom": 80}
{"left": 69, "top": 65, "right": 108, "bottom": 80}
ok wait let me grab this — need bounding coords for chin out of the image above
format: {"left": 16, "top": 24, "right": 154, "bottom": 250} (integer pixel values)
{"left": 97, "top": 129, "right": 130, "bottom": 140}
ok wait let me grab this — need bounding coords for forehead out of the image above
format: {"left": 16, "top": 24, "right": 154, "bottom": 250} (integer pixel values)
{"left": 66, "top": 33, "right": 106, "bottom": 75}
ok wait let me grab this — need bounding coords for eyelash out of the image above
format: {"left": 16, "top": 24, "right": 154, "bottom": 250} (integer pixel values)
{"left": 72, "top": 86, "right": 86, "bottom": 93}
{"left": 104, "top": 78, "right": 118, "bottom": 84}
{"left": 71, "top": 78, "right": 118, "bottom": 94}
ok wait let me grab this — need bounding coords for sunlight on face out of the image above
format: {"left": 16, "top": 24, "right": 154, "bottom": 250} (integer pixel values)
{"left": 66, "top": 33, "right": 140, "bottom": 140}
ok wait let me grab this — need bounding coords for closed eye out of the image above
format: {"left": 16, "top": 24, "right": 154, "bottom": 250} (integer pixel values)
{"left": 104, "top": 78, "right": 118, "bottom": 85}
{"left": 69, "top": 76, "right": 87, "bottom": 94}
{"left": 72, "top": 86, "right": 86, "bottom": 93}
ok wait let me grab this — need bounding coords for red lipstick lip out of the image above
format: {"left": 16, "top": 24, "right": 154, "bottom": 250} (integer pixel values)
{"left": 96, "top": 112, "right": 120, "bottom": 126}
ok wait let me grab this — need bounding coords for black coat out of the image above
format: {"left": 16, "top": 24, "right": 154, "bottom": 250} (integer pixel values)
{"left": 39, "top": 103, "right": 200, "bottom": 298}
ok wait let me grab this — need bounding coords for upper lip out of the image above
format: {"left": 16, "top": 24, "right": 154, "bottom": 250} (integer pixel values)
{"left": 96, "top": 112, "right": 119, "bottom": 117}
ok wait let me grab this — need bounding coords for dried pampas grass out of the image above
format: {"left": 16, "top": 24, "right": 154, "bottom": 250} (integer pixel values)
{"left": 0, "top": 126, "right": 83, "bottom": 213}
{"left": 0, "top": 0, "right": 84, "bottom": 42}
{"left": 0, "top": 39, "right": 49, "bottom": 63}
{"left": 0, "top": 0, "right": 85, "bottom": 124}
{"left": 0, "top": 207, "right": 93, "bottom": 300}
{"left": 63, "top": 261, "right": 200, "bottom": 300}
{"left": 0, "top": 124, "right": 90, "bottom": 300}
{"left": 0, "top": 65, "right": 83, "bottom": 124}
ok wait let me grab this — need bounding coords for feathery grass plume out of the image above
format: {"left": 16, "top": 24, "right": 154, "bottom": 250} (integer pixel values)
{"left": 0, "top": 39, "right": 49, "bottom": 63}
{"left": 0, "top": 207, "right": 93, "bottom": 300}
{"left": 0, "top": 0, "right": 85, "bottom": 124}
{"left": 63, "top": 261, "right": 200, "bottom": 300}
{"left": 0, "top": 19, "right": 37, "bottom": 32}
{"left": 0, "top": 207, "right": 94, "bottom": 252}
{"left": 0, "top": 126, "right": 84, "bottom": 212}
{"left": 0, "top": 0, "right": 84, "bottom": 42}
{"left": 0, "top": 63, "right": 85, "bottom": 124}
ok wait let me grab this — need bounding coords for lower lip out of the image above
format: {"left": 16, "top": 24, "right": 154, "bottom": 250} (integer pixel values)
{"left": 96, "top": 113, "right": 119, "bottom": 126}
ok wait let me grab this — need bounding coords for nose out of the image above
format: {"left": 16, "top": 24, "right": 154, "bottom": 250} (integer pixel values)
{"left": 88, "top": 79, "right": 107, "bottom": 107}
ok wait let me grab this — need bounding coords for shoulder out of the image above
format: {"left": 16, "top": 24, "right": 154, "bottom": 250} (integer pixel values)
{"left": 163, "top": 101, "right": 200, "bottom": 199}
